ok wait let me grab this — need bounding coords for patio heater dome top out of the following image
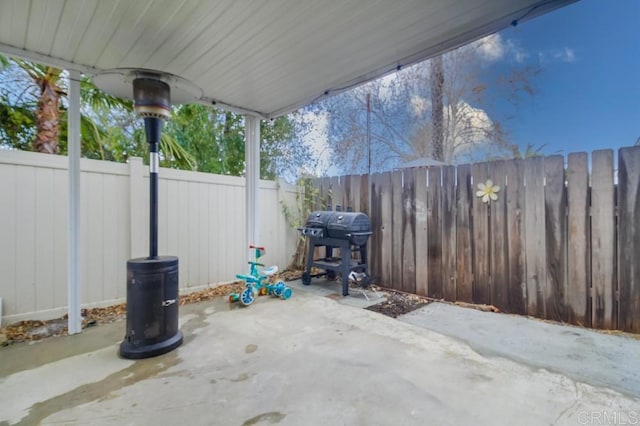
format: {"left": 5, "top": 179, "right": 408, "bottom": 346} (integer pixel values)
{"left": 92, "top": 68, "right": 203, "bottom": 106}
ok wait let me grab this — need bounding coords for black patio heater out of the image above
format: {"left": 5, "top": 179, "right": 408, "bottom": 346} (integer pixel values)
{"left": 119, "top": 76, "right": 182, "bottom": 359}
{"left": 93, "top": 69, "right": 202, "bottom": 359}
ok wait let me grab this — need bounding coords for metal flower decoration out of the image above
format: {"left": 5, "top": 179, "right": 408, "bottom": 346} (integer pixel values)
{"left": 476, "top": 179, "right": 500, "bottom": 203}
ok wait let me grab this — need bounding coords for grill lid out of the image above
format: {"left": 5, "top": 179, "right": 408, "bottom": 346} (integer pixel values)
{"left": 301, "top": 210, "right": 372, "bottom": 245}
{"left": 326, "top": 212, "right": 370, "bottom": 233}
{"left": 305, "top": 211, "right": 335, "bottom": 228}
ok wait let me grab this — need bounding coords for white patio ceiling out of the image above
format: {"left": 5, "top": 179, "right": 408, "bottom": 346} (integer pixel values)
{"left": 0, "top": 0, "right": 575, "bottom": 118}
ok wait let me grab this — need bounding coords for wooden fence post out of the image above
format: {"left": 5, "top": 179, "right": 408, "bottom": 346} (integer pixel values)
{"left": 401, "top": 170, "right": 416, "bottom": 294}
{"left": 415, "top": 168, "right": 429, "bottom": 297}
{"left": 591, "top": 150, "right": 615, "bottom": 329}
{"left": 544, "top": 155, "right": 568, "bottom": 322}
{"left": 427, "top": 167, "right": 443, "bottom": 299}
{"left": 523, "top": 157, "right": 546, "bottom": 317}
{"left": 472, "top": 162, "right": 490, "bottom": 304}
{"left": 567, "top": 152, "right": 590, "bottom": 326}
{"left": 505, "top": 159, "right": 526, "bottom": 315}
{"left": 442, "top": 166, "right": 457, "bottom": 302}
{"left": 489, "top": 161, "right": 509, "bottom": 312}
{"left": 455, "top": 164, "right": 473, "bottom": 303}
{"left": 617, "top": 147, "right": 640, "bottom": 332}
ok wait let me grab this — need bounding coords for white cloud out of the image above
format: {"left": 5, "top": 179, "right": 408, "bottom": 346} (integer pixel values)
{"left": 475, "top": 34, "right": 506, "bottom": 61}
{"left": 507, "top": 40, "right": 528, "bottom": 63}
{"left": 410, "top": 95, "right": 430, "bottom": 116}
{"left": 441, "top": 100, "right": 496, "bottom": 160}
{"left": 554, "top": 47, "right": 576, "bottom": 62}
{"left": 538, "top": 47, "right": 577, "bottom": 64}
{"left": 473, "top": 34, "right": 528, "bottom": 63}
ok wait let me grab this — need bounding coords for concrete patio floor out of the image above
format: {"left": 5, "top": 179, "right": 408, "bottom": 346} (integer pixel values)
{"left": 1, "top": 280, "right": 639, "bottom": 426}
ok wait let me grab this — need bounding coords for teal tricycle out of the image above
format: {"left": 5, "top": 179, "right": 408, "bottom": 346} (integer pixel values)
{"left": 229, "top": 245, "right": 293, "bottom": 306}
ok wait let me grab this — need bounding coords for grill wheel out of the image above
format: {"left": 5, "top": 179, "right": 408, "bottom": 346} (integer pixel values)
{"left": 301, "top": 272, "right": 311, "bottom": 286}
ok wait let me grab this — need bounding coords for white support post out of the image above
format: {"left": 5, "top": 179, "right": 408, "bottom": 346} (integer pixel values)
{"left": 245, "top": 115, "right": 261, "bottom": 262}
{"left": 67, "top": 70, "right": 82, "bottom": 335}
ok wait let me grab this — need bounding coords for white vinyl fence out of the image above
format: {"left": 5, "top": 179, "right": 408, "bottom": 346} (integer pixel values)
{"left": 0, "top": 150, "right": 299, "bottom": 324}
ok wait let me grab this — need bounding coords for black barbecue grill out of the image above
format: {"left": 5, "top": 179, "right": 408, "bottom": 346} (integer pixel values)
{"left": 299, "top": 209, "right": 372, "bottom": 296}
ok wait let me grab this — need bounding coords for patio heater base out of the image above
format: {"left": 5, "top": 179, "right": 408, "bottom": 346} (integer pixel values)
{"left": 120, "top": 256, "right": 183, "bottom": 359}
{"left": 120, "top": 330, "right": 183, "bottom": 360}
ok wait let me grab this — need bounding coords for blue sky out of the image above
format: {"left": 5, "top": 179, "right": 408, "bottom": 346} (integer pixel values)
{"left": 305, "top": 0, "right": 639, "bottom": 176}
{"left": 494, "top": 0, "right": 640, "bottom": 155}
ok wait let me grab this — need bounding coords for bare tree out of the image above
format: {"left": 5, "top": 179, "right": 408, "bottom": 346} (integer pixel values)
{"left": 430, "top": 55, "right": 444, "bottom": 161}
{"left": 315, "top": 35, "right": 540, "bottom": 172}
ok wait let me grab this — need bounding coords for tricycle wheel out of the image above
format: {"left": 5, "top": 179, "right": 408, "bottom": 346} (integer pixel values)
{"left": 281, "top": 287, "right": 293, "bottom": 300}
{"left": 240, "top": 288, "right": 256, "bottom": 306}
{"left": 273, "top": 281, "right": 285, "bottom": 297}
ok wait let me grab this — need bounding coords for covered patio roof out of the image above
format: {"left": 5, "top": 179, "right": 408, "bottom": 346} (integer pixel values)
{"left": 0, "top": 0, "right": 575, "bottom": 118}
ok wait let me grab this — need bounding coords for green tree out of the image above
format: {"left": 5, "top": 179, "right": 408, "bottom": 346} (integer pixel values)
{"left": 0, "top": 97, "right": 34, "bottom": 150}
{"left": 1, "top": 57, "right": 310, "bottom": 179}
{"left": 164, "top": 104, "right": 311, "bottom": 180}
{"left": 281, "top": 177, "right": 331, "bottom": 268}
{"left": 0, "top": 56, "right": 195, "bottom": 169}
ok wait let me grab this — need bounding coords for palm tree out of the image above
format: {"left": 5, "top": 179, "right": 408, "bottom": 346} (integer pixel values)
{"left": 13, "top": 59, "right": 63, "bottom": 153}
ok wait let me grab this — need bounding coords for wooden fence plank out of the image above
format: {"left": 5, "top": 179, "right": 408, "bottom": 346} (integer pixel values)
{"left": 343, "top": 175, "right": 352, "bottom": 211}
{"left": 427, "top": 167, "right": 443, "bottom": 299}
{"left": 330, "top": 176, "right": 342, "bottom": 211}
{"left": 441, "top": 165, "right": 457, "bottom": 301}
{"left": 314, "top": 176, "right": 331, "bottom": 260}
{"left": 360, "top": 174, "right": 369, "bottom": 217}
{"left": 320, "top": 176, "right": 331, "bottom": 209}
{"left": 567, "top": 152, "right": 590, "bottom": 326}
{"left": 591, "top": 150, "right": 615, "bottom": 329}
{"left": 472, "top": 162, "right": 491, "bottom": 304}
{"left": 489, "top": 161, "right": 509, "bottom": 311}
{"left": 505, "top": 160, "right": 526, "bottom": 315}
{"left": 358, "top": 174, "right": 370, "bottom": 269}
{"left": 617, "top": 147, "right": 640, "bottom": 332}
{"left": 379, "top": 172, "right": 393, "bottom": 288}
{"left": 368, "top": 173, "right": 382, "bottom": 282}
{"left": 415, "top": 168, "right": 429, "bottom": 296}
{"left": 392, "top": 171, "right": 404, "bottom": 290}
{"left": 402, "top": 170, "right": 417, "bottom": 294}
{"left": 523, "top": 157, "right": 546, "bottom": 317}
{"left": 349, "top": 175, "right": 361, "bottom": 212}
{"left": 544, "top": 155, "right": 568, "bottom": 322}
{"left": 456, "top": 164, "right": 473, "bottom": 303}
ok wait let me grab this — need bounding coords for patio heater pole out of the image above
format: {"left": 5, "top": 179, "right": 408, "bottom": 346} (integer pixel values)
{"left": 145, "top": 115, "right": 161, "bottom": 258}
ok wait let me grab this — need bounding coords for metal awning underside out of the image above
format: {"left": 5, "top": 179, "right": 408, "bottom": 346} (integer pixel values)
{"left": 0, "top": 0, "right": 575, "bottom": 118}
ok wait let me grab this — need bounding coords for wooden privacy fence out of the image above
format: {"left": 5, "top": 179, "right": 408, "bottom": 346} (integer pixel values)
{"left": 314, "top": 146, "right": 640, "bottom": 333}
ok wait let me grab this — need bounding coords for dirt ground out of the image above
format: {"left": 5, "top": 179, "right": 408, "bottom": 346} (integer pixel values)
{"left": 0, "top": 269, "right": 438, "bottom": 346}
{"left": 365, "top": 291, "right": 431, "bottom": 317}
